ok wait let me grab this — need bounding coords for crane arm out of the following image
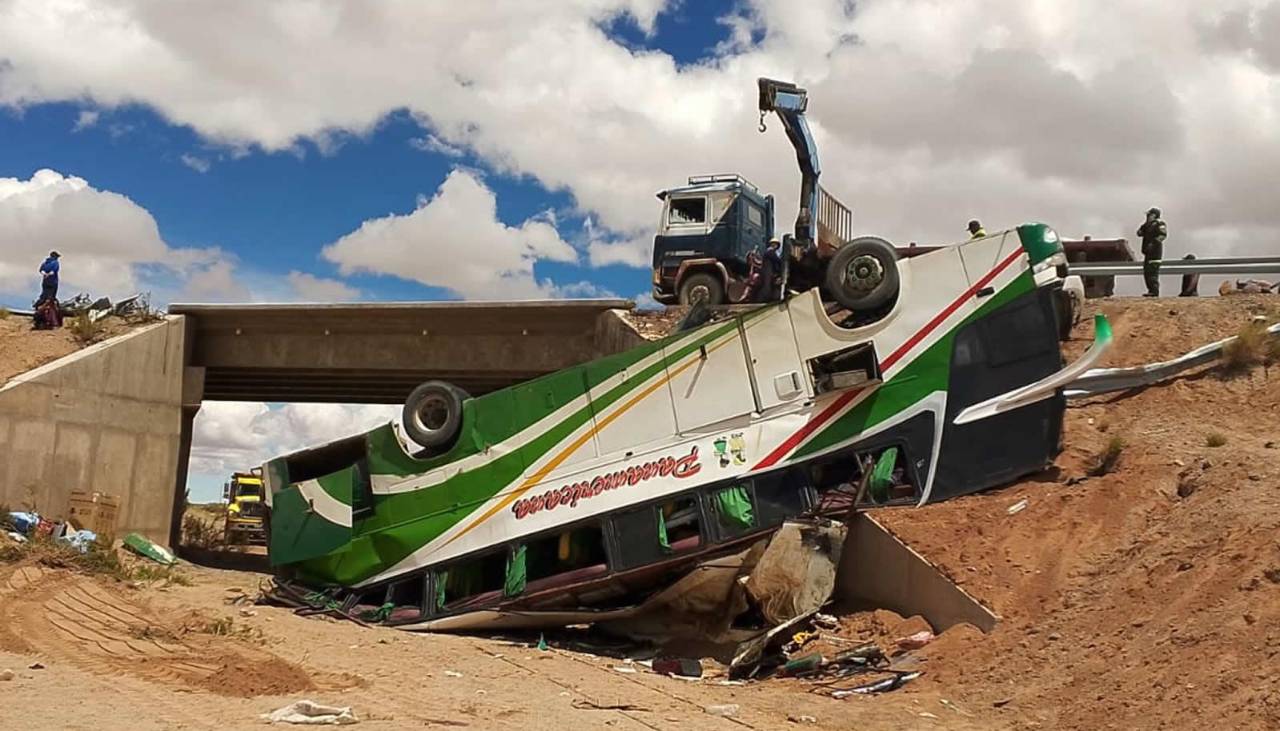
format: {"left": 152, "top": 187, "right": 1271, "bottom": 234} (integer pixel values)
{"left": 757, "top": 77, "right": 820, "bottom": 248}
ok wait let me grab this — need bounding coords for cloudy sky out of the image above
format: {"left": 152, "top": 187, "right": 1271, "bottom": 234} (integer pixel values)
{"left": 2, "top": 0, "right": 1278, "bottom": 499}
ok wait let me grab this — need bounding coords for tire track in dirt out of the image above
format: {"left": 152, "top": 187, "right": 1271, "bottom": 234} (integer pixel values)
{"left": 0, "top": 566, "right": 351, "bottom": 700}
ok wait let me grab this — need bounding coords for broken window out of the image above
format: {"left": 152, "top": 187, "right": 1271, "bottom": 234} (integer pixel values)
{"left": 752, "top": 469, "right": 811, "bottom": 528}
{"left": 612, "top": 496, "right": 703, "bottom": 571}
{"left": 522, "top": 523, "right": 609, "bottom": 594}
{"left": 712, "top": 483, "right": 757, "bottom": 539}
{"left": 437, "top": 549, "right": 507, "bottom": 611}
{"left": 807, "top": 451, "right": 868, "bottom": 514}
{"left": 374, "top": 574, "right": 426, "bottom": 623}
{"left": 657, "top": 496, "right": 702, "bottom": 552}
{"left": 668, "top": 197, "right": 706, "bottom": 225}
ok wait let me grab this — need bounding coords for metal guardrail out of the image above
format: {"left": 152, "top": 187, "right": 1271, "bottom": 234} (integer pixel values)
{"left": 1068, "top": 256, "right": 1280, "bottom": 277}
{"left": 1065, "top": 320, "right": 1280, "bottom": 399}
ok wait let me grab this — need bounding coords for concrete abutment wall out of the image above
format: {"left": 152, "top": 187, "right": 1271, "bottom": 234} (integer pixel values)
{"left": 0, "top": 317, "right": 187, "bottom": 543}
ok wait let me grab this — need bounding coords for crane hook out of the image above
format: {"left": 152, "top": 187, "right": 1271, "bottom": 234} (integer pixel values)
{"left": 758, "top": 112, "right": 768, "bottom": 133}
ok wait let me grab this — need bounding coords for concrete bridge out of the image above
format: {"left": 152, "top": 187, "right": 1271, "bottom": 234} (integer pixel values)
{"left": 1, "top": 299, "right": 644, "bottom": 547}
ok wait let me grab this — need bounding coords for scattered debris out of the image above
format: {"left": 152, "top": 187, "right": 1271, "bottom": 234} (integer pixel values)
{"left": 813, "top": 613, "right": 839, "bottom": 630}
{"left": 261, "top": 700, "right": 359, "bottom": 725}
{"left": 572, "top": 700, "right": 653, "bottom": 712}
{"left": 1006, "top": 499, "right": 1029, "bottom": 515}
{"left": 443, "top": 670, "right": 463, "bottom": 678}
{"left": 28, "top": 663, "right": 44, "bottom": 670}
{"left": 704, "top": 704, "right": 740, "bottom": 718}
{"left": 895, "top": 631, "right": 935, "bottom": 650}
{"left": 831, "top": 670, "right": 921, "bottom": 697}
{"left": 788, "top": 714, "right": 817, "bottom": 724}
{"left": 123, "top": 533, "right": 177, "bottom": 565}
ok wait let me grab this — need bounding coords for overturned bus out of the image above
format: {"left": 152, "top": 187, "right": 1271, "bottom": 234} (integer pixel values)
{"left": 262, "top": 224, "right": 1111, "bottom": 630}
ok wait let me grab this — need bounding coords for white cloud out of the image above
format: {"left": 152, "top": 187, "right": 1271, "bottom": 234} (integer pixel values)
{"left": 190, "top": 401, "right": 398, "bottom": 476}
{"left": 180, "top": 153, "right": 211, "bottom": 173}
{"left": 0, "top": 168, "right": 170, "bottom": 297}
{"left": 0, "top": 168, "right": 368, "bottom": 307}
{"left": 286, "top": 270, "right": 360, "bottom": 301}
{"left": 72, "top": 109, "right": 99, "bottom": 131}
{"left": 322, "top": 168, "right": 578, "bottom": 299}
{"left": 1, "top": 0, "right": 1278, "bottom": 270}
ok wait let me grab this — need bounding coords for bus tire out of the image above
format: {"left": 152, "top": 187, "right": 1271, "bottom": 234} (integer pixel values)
{"left": 403, "top": 381, "right": 468, "bottom": 450}
{"left": 825, "top": 236, "right": 900, "bottom": 312}
{"left": 678, "top": 272, "right": 726, "bottom": 306}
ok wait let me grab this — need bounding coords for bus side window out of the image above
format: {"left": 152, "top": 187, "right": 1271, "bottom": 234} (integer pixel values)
{"left": 711, "top": 483, "right": 757, "bottom": 539}
{"left": 752, "top": 470, "right": 811, "bottom": 527}
{"left": 611, "top": 496, "right": 703, "bottom": 571}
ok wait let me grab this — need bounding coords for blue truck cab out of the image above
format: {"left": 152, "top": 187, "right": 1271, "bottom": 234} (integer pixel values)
{"left": 651, "top": 174, "right": 775, "bottom": 305}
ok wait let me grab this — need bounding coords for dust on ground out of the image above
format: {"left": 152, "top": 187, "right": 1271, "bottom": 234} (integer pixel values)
{"left": 2, "top": 296, "right": 1279, "bottom": 729}
{"left": 0, "top": 315, "right": 137, "bottom": 387}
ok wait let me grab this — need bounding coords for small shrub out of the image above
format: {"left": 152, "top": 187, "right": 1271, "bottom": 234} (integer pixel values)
{"left": 1088, "top": 435, "right": 1126, "bottom": 476}
{"left": 66, "top": 313, "right": 105, "bottom": 345}
{"left": 0, "top": 306, "right": 10, "bottom": 320}
{"left": 1222, "top": 321, "right": 1270, "bottom": 375}
{"left": 1206, "top": 432, "right": 1228, "bottom": 448}
{"left": 182, "top": 512, "right": 222, "bottom": 549}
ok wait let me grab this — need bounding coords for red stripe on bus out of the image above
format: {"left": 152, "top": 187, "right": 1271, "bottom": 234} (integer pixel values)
{"left": 751, "top": 247, "right": 1025, "bottom": 470}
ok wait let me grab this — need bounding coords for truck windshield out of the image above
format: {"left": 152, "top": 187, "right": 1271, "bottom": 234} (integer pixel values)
{"left": 236, "top": 483, "right": 263, "bottom": 499}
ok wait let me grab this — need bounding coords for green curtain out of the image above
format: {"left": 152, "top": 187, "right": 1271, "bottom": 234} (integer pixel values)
{"left": 868, "top": 447, "right": 899, "bottom": 502}
{"left": 716, "top": 485, "right": 755, "bottom": 529}
{"left": 657, "top": 508, "right": 671, "bottom": 552}
{"left": 504, "top": 545, "right": 527, "bottom": 597}
{"left": 435, "top": 570, "right": 448, "bottom": 610}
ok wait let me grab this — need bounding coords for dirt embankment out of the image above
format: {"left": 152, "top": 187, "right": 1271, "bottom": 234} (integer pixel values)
{"left": 0, "top": 316, "right": 137, "bottom": 387}
{"left": 878, "top": 294, "right": 1280, "bottom": 730}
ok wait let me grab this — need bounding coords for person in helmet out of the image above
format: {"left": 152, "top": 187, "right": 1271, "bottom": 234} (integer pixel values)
{"left": 967, "top": 220, "right": 986, "bottom": 240}
{"left": 1136, "top": 207, "right": 1167, "bottom": 297}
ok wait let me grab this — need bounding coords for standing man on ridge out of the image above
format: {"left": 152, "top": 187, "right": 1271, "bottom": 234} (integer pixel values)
{"left": 1137, "top": 208, "right": 1167, "bottom": 297}
{"left": 38, "top": 250, "right": 61, "bottom": 304}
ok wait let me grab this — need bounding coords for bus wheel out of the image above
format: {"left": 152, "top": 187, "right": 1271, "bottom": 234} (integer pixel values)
{"left": 825, "top": 236, "right": 900, "bottom": 312}
{"left": 678, "top": 272, "right": 726, "bottom": 306}
{"left": 403, "top": 381, "right": 468, "bottom": 450}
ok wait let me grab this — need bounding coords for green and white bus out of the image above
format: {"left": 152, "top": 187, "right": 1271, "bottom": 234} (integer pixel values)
{"left": 263, "top": 223, "right": 1110, "bottom": 630}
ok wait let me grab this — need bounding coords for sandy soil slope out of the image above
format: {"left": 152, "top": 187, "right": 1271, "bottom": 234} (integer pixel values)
{"left": 0, "top": 316, "right": 136, "bottom": 387}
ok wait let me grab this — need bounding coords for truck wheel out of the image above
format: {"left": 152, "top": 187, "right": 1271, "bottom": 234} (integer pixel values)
{"left": 825, "top": 236, "right": 900, "bottom": 312}
{"left": 403, "top": 381, "right": 468, "bottom": 450}
{"left": 678, "top": 272, "right": 726, "bottom": 306}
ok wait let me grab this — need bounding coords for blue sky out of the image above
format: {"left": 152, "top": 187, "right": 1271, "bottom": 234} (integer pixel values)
{"left": 0, "top": 3, "right": 735, "bottom": 311}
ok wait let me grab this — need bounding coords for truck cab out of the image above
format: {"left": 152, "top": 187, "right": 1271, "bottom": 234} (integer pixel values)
{"left": 223, "top": 470, "right": 267, "bottom": 545}
{"left": 651, "top": 174, "right": 774, "bottom": 305}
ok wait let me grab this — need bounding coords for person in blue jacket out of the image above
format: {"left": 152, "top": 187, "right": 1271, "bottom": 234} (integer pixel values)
{"left": 38, "top": 250, "right": 60, "bottom": 303}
